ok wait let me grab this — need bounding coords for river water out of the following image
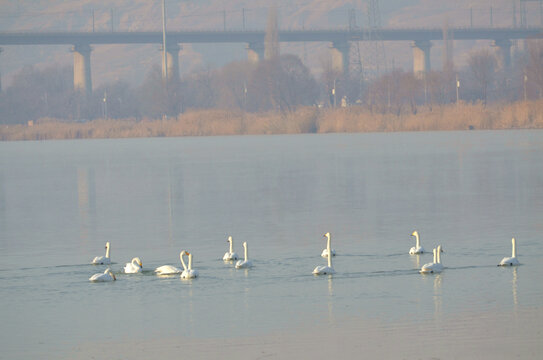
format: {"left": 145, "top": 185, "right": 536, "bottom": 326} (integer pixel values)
{"left": 1, "top": 131, "right": 542, "bottom": 359}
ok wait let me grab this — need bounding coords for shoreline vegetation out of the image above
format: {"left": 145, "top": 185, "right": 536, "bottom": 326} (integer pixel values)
{"left": 2, "top": 100, "right": 543, "bottom": 141}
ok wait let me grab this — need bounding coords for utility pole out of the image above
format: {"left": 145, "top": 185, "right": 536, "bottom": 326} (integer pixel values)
{"left": 162, "top": 0, "right": 168, "bottom": 81}
{"left": 92, "top": 9, "right": 95, "bottom": 32}
{"left": 242, "top": 8, "right": 246, "bottom": 30}
{"left": 490, "top": 6, "right": 493, "bottom": 27}
{"left": 103, "top": 91, "right": 108, "bottom": 119}
{"left": 332, "top": 79, "right": 337, "bottom": 108}
{"left": 456, "top": 74, "right": 460, "bottom": 104}
{"left": 514, "top": 2, "right": 517, "bottom": 28}
{"left": 524, "top": 73, "right": 528, "bottom": 101}
{"left": 110, "top": 8, "right": 114, "bottom": 32}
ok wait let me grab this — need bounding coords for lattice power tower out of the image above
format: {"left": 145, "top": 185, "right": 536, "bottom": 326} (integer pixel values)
{"left": 349, "top": 0, "right": 387, "bottom": 80}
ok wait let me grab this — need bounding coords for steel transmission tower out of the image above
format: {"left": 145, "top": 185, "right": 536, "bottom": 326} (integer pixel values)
{"left": 363, "top": 0, "right": 387, "bottom": 78}
{"left": 348, "top": 9, "right": 363, "bottom": 78}
{"left": 349, "top": 0, "right": 387, "bottom": 80}
{"left": 520, "top": 0, "right": 543, "bottom": 27}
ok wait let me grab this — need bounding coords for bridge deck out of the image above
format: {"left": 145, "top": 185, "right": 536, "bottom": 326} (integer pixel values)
{"left": 1, "top": 28, "right": 542, "bottom": 45}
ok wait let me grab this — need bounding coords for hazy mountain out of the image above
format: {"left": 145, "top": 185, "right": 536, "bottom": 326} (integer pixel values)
{"left": 0, "top": 0, "right": 535, "bottom": 88}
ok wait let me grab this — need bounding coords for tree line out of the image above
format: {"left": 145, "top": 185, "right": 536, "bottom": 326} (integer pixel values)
{"left": 1, "top": 40, "right": 543, "bottom": 125}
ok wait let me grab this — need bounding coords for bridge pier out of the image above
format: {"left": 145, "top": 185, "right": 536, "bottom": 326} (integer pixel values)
{"left": 246, "top": 42, "right": 265, "bottom": 63}
{"left": 161, "top": 44, "right": 181, "bottom": 81}
{"left": 492, "top": 39, "right": 512, "bottom": 70}
{"left": 412, "top": 40, "right": 432, "bottom": 78}
{"left": 72, "top": 43, "right": 92, "bottom": 97}
{"left": 330, "top": 41, "right": 350, "bottom": 75}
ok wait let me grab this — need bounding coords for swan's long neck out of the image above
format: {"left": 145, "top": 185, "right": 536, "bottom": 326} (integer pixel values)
{"left": 415, "top": 233, "right": 420, "bottom": 249}
{"left": 107, "top": 269, "right": 115, "bottom": 280}
{"left": 244, "top": 242, "right": 248, "bottom": 261}
{"left": 105, "top": 243, "right": 110, "bottom": 258}
{"left": 180, "top": 252, "right": 188, "bottom": 271}
{"left": 437, "top": 245, "right": 442, "bottom": 264}
{"left": 512, "top": 238, "right": 517, "bottom": 258}
{"left": 188, "top": 253, "right": 193, "bottom": 270}
{"left": 433, "top": 248, "right": 436, "bottom": 263}
{"left": 229, "top": 238, "right": 233, "bottom": 253}
{"left": 327, "top": 235, "right": 332, "bottom": 268}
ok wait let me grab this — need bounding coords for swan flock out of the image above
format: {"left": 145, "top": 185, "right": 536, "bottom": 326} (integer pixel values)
{"left": 89, "top": 234, "right": 521, "bottom": 282}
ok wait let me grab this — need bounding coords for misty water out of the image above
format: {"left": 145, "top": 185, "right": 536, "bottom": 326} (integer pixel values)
{"left": 1, "top": 131, "right": 543, "bottom": 359}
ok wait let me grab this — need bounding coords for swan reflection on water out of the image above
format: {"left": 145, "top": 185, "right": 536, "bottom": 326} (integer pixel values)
{"left": 512, "top": 266, "right": 518, "bottom": 307}
{"left": 410, "top": 253, "right": 421, "bottom": 269}
{"left": 327, "top": 277, "right": 335, "bottom": 325}
{"left": 433, "top": 274, "right": 442, "bottom": 321}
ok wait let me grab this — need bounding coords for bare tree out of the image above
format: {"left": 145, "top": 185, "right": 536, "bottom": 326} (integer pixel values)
{"left": 426, "top": 70, "right": 456, "bottom": 105}
{"left": 247, "top": 55, "right": 317, "bottom": 113}
{"left": 93, "top": 80, "right": 139, "bottom": 119}
{"left": 215, "top": 61, "right": 255, "bottom": 110}
{"left": 367, "top": 70, "right": 422, "bottom": 115}
{"left": 467, "top": 49, "right": 497, "bottom": 104}
{"left": 180, "top": 67, "right": 217, "bottom": 111}
{"left": 0, "top": 65, "right": 76, "bottom": 124}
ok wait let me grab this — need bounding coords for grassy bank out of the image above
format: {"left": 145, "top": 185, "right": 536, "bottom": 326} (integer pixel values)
{"left": 2, "top": 100, "right": 543, "bottom": 141}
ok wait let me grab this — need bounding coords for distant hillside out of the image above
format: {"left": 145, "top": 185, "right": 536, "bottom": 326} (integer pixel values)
{"left": 0, "top": 0, "right": 537, "bottom": 88}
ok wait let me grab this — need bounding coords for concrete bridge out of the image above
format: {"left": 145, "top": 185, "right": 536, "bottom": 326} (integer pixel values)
{"left": 1, "top": 27, "right": 542, "bottom": 95}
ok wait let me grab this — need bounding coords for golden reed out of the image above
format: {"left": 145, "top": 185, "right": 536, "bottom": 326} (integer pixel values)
{"left": 2, "top": 101, "right": 543, "bottom": 141}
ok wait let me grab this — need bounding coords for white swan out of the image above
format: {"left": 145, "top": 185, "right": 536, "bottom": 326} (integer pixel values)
{"left": 434, "top": 245, "right": 444, "bottom": 272}
{"left": 235, "top": 242, "right": 253, "bottom": 269}
{"left": 89, "top": 268, "right": 116, "bottom": 282}
{"left": 223, "top": 236, "right": 239, "bottom": 261}
{"left": 313, "top": 233, "right": 335, "bottom": 275}
{"left": 181, "top": 251, "right": 199, "bottom": 279}
{"left": 92, "top": 242, "right": 111, "bottom": 265}
{"left": 499, "top": 237, "right": 520, "bottom": 266}
{"left": 409, "top": 230, "right": 425, "bottom": 254}
{"left": 420, "top": 246, "right": 443, "bottom": 274}
{"left": 321, "top": 232, "right": 336, "bottom": 257}
{"left": 154, "top": 252, "right": 186, "bottom": 275}
{"left": 124, "top": 257, "right": 143, "bottom": 273}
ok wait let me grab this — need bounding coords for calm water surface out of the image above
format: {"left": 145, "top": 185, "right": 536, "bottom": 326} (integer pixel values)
{"left": 1, "top": 131, "right": 542, "bottom": 359}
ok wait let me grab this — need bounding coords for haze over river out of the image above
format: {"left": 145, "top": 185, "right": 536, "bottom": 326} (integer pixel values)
{"left": 1, "top": 130, "right": 542, "bottom": 359}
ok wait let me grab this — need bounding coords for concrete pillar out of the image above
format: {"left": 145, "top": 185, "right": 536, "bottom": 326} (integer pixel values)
{"left": 161, "top": 44, "right": 181, "bottom": 81}
{"left": 72, "top": 44, "right": 92, "bottom": 96}
{"left": 246, "top": 42, "right": 265, "bottom": 63}
{"left": 412, "top": 40, "right": 432, "bottom": 78}
{"left": 330, "top": 41, "right": 350, "bottom": 75}
{"left": 493, "top": 39, "right": 512, "bottom": 70}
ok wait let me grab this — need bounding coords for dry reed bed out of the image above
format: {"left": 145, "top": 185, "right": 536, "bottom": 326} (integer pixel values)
{"left": 2, "top": 101, "right": 543, "bottom": 141}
